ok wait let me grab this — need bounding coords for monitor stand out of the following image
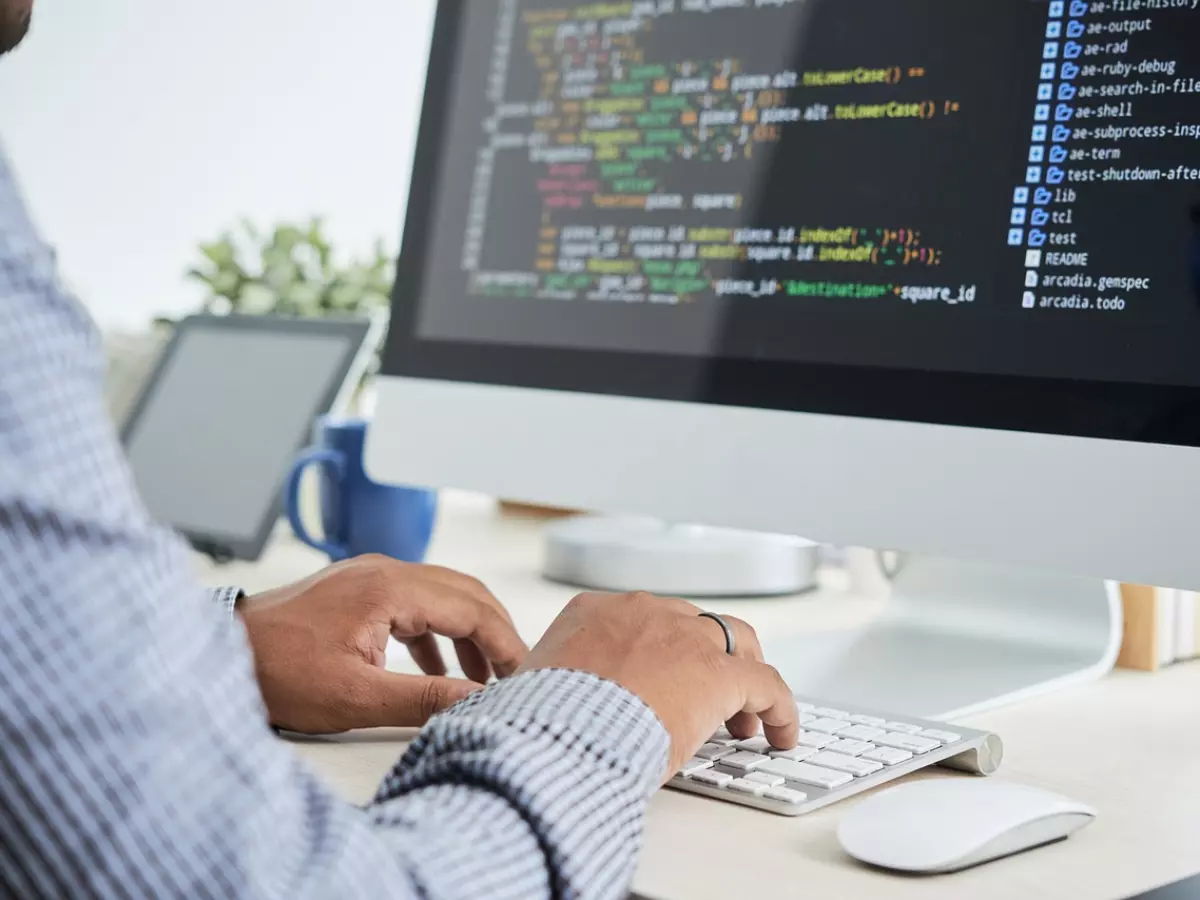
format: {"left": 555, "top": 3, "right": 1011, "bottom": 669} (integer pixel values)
{"left": 542, "top": 516, "right": 820, "bottom": 597}
{"left": 764, "top": 556, "right": 1123, "bottom": 721}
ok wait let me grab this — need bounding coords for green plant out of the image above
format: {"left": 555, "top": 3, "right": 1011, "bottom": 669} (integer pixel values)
{"left": 184, "top": 217, "right": 394, "bottom": 318}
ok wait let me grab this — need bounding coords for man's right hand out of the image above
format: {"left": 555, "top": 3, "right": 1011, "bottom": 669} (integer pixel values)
{"left": 521, "top": 591, "right": 800, "bottom": 778}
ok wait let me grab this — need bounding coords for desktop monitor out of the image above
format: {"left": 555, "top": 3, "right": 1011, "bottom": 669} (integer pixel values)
{"left": 368, "top": 0, "right": 1200, "bottom": 715}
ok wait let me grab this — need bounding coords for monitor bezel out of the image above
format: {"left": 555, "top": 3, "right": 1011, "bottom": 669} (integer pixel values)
{"left": 383, "top": 1, "right": 1200, "bottom": 450}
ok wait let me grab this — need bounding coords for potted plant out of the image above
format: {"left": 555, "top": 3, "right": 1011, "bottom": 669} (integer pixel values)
{"left": 181, "top": 217, "right": 395, "bottom": 413}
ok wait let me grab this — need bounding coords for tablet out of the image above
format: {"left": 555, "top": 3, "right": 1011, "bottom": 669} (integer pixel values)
{"left": 121, "top": 314, "right": 377, "bottom": 561}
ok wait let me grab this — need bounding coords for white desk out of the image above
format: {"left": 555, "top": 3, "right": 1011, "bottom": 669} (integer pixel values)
{"left": 197, "top": 494, "right": 1200, "bottom": 900}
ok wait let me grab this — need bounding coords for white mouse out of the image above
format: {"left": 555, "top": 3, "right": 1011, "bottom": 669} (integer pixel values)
{"left": 838, "top": 779, "right": 1096, "bottom": 874}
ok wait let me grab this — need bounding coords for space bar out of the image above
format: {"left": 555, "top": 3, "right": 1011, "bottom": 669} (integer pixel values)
{"left": 758, "top": 758, "right": 853, "bottom": 789}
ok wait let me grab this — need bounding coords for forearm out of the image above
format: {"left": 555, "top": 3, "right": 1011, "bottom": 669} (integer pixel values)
{"left": 0, "top": 304, "right": 666, "bottom": 899}
{"left": 0, "top": 152, "right": 665, "bottom": 897}
{"left": 379, "top": 671, "right": 668, "bottom": 898}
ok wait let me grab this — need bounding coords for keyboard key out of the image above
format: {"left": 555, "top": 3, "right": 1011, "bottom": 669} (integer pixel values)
{"left": 744, "top": 772, "right": 786, "bottom": 787}
{"left": 696, "top": 743, "right": 737, "bottom": 761}
{"left": 797, "top": 713, "right": 817, "bottom": 726}
{"left": 862, "top": 746, "right": 913, "bottom": 766}
{"left": 849, "top": 714, "right": 887, "bottom": 727}
{"left": 735, "top": 736, "right": 773, "bottom": 754}
{"left": 813, "top": 707, "right": 850, "bottom": 719}
{"left": 679, "top": 757, "right": 714, "bottom": 777}
{"left": 723, "top": 751, "right": 771, "bottom": 772}
{"left": 795, "top": 701, "right": 816, "bottom": 712}
{"left": 708, "top": 728, "right": 740, "bottom": 747}
{"left": 920, "top": 729, "right": 963, "bottom": 744}
{"left": 826, "top": 739, "right": 876, "bottom": 757}
{"left": 839, "top": 724, "right": 886, "bottom": 742}
{"left": 769, "top": 746, "right": 817, "bottom": 762}
{"left": 795, "top": 731, "right": 838, "bottom": 749}
{"left": 759, "top": 758, "right": 853, "bottom": 790}
{"left": 807, "top": 751, "right": 885, "bottom": 777}
{"left": 765, "top": 786, "right": 809, "bottom": 805}
{"left": 884, "top": 721, "right": 924, "bottom": 735}
{"left": 874, "top": 733, "right": 941, "bottom": 754}
{"left": 691, "top": 769, "right": 734, "bottom": 788}
{"left": 728, "top": 778, "right": 769, "bottom": 796}
{"left": 805, "top": 718, "right": 850, "bottom": 735}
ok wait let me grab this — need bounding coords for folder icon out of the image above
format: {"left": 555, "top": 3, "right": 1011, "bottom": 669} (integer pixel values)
{"left": 1050, "top": 145, "right": 1068, "bottom": 163}
{"left": 1065, "top": 41, "right": 1082, "bottom": 59}
{"left": 1061, "top": 62, "right": 1080, "bottom": 80}
{"left": 1029, "top": 230, "right": 1047, "bottom": 248}
{"left": 1035, "top": 187, "right": 1053, "bottom": 205}
{"left": 1047, "top": 167, "right": 1066, "bottom": 185}
{"left": 1053, "top": 124, "right": 1072, "bottom": 142}
{"left": 1067, "top": 20, "right": 1085, "bottom": 38}
{"left": 1055, "top": 104, "right": 1075, "bottom": 122}
{"left": 1032, "top": 209, "right": 1050, "bottom": 227}
{"left": 1070, "top": 0, "right": 1088, "bottom": 16}
{"left": 1058, "top": 83, "right": 1077, "bottom": 101}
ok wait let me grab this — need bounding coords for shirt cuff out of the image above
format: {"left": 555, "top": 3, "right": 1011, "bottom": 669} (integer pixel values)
{"left": 378, "top": 669, "right": 670, "bottom": 896}
{"left": 209, "top": 586, "right": 244, "bottom": 618}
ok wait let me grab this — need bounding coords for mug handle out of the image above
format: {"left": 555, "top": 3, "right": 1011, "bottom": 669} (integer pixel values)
{"left": 284, "top": 449, "right": 349, "bottom": 559}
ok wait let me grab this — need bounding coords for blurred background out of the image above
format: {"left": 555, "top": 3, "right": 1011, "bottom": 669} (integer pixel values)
{"left": 0, "top": 0, "right": 434, "bottom": 333}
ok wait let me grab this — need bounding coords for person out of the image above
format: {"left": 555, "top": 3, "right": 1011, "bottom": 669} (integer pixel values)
{"left": 0, "top": 5, "right": 799, "bottom": 898}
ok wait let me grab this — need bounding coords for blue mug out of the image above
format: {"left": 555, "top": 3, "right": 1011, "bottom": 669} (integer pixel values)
{"left": 284, "top": 417, "right": 437, "bottom": 563}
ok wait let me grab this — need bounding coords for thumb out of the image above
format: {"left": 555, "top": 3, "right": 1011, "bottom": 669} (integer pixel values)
{"left": 357, "top": 671, "right": 484, "bottom": 727}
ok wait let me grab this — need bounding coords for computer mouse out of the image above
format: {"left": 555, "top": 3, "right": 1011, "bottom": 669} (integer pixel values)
{"left": 838, "top": 779, "right": 1096, "bottom": 874}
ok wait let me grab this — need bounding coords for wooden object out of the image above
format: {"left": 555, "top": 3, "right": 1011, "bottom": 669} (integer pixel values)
{"left": 1117, "top": 583, "right": 1160, "bottom": 671}
{"left": 498, "top": 500, "right": 580, "bottom": 519}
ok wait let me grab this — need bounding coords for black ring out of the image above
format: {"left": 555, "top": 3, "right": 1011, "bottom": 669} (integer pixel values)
{"left": 698, "top": 612, "right": 737, "bottom": 656}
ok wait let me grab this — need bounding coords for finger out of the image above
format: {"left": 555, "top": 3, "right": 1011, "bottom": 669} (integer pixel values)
{"left": 693, "top": 612, "right": 763, "bottom": 662}
{"left": 401, "top": 632, "right": 447, "bottom": 676}
{"left": 725, "top": 711, "right": 761, "bottom": 740}
{"left": 353, "top": 671, "right": 484, "bottom": 728}
{"left": 722, "top": 615, "right": 765, "bottom": 663}
{"left": 729, "top": 657, "right": 800, "bottom": 751}
{"left": 390, "top": 587, "right": 527, "bottom": 679}
{"left": 688, "top": 613, "right": 763, "bottom": 737}
{"left": 454, "top": 637, "right": 493, "bottom": 684}
{"left": 419, "top": 566, "right": 520, "bottom": 630}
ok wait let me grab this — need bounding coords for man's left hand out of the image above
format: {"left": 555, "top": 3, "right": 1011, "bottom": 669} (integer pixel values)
{"left": 239, "top": 555, "right": 528, "bottom": 734}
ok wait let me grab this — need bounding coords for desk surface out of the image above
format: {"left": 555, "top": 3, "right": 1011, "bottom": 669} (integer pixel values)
{"left": 197, "top": 494, "right": 1200, "bottom": 900}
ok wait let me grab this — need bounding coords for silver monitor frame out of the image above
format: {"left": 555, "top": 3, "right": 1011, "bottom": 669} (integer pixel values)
{"left": 368, "top": 376, "right": 1200, "bottom": 591}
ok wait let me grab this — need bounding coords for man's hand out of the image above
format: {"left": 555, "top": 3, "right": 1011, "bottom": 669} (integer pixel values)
{"left": 521, "top": 592, "right": 799, "bottom": 778}
{"left": 240, "top": 555, "right": 528, "bottom": 734}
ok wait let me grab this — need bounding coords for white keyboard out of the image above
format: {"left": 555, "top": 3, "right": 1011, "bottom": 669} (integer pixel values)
{"left": 667, "top": 697, "right": 1004, "bottom": 816}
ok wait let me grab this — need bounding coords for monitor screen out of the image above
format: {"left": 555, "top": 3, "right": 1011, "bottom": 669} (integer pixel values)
{"left": 387, "top": 0, "right": 1200, "bottom": 443}
{"left": 124, "top": 319, "right": 367, "bottom": 556}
